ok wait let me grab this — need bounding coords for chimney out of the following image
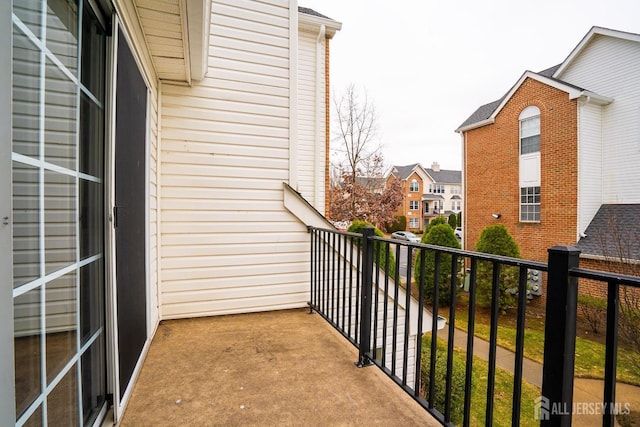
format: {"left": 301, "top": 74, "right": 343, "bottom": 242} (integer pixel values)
{"left": 431, "top": 161, "right": 440, "bottom": 172}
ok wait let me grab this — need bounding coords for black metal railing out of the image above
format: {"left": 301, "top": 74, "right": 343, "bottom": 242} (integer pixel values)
{"left": 308, "top": 226, "right": 640, "bottom": 427}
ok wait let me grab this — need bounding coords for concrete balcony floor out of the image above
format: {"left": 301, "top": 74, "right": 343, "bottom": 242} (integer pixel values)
{"left": 120, "top": 308, "right": 440, "bottom": 426}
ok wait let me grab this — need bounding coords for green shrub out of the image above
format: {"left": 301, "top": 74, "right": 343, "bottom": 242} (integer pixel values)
{"left": 425, "top": 216, "right": 449, "bottom": 235}
{"left": 414, "top": 224, "right": 461, "bottom": 306}
{"left": 387, "top": 215, "right": 406, "bottom": 234}
{"left": 348, "top": 220, "right": 396, "bottom": 277}
{"left": 578, "top": 294, "right": 606, "bottom": 334}
{"left": 456, "top": 211, "right": 462, "bottom": 228}
{"left": 448, "top": 213, "right": 457, "bottom": 229}
{"left": 475, "top": 224, "right": 521, "bottom": 313}
{"left": 420, "top": 334, "right": 466, "bottom": 425}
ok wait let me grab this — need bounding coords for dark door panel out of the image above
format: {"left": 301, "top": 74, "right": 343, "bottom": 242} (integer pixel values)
{"left": 115, "top": 28, "right": 147, "bottom": 400}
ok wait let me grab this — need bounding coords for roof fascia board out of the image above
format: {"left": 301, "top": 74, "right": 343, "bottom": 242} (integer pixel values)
{"left": 186, "top": 0, "right": 210, "bottom": 82}
{"left": 299, "top": 12, "right": 342, "bottom": 38}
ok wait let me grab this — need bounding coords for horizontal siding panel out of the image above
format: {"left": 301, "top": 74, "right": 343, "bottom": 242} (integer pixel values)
{"left": 209, "top": 57, "right": 288, "bottom": 80}
{"left": 214, "top": 2, "right": 288, "bottom": 30}
{"left": 209, "top": 25, "right": 288, "bottom": 51}
{"left": 160, "top": 163, "right": 288, "bottom": 180}
{"left": 163, "top": 104, "right": 288, "bottom": 128}
{"left": 162, "top": 140, "right": 287, "bottom": 159}
{"left": 162, "top": 220, "right": 300, "bottom": 235}
{"left": 215, "top": 35, "right": 288, "bottom": 60}
{"left": 163, "top": 282, "right": 307, "bottom": 305}
{"left": 216, "top": 0, "right": 288, "bottom": 18}
{"left": 159, "top": 175, "right": 284, "bottom": 190}
{"left": 162, "top": 93, "right": 288, "bottom": 117}
{"left": 160, "top": 186, "right": 282, "bottom": 201}
{"left": 162, "top": 271, "right": 308, "bottom": 293}
{"left": 161, "top": 230, "right": 307, "bottom": 247}
{"left": 212, "top": 14, "right": 288, "bottom": 38}
{"left": 162, "top": 260, "right": 308, "bottom": 282}
{"left": 162, "top": 115, "right": 289, "bottom": 138}
{"left": 162, "top": 242, "right": 308, "bottom": 258}
{"left": 160, "top": 151, "right": 288, "bottom": 170}
{"left": 163, "top": 251, "right": 308, "bottom": 270}
{"left": 211, "top": 45, "right": 288, "bottom": 69}
{"left": 161, "top": 297, "right": 307, "bottom": 319}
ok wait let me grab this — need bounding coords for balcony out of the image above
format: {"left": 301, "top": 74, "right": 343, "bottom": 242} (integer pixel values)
{"left": 121, "top": 227, "right": 640, "bottom": 427}
{"left": 120, "top": 309, "right": 440, "bottom": 426}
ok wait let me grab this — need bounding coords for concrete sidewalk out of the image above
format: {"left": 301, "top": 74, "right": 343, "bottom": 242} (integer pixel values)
{"left": 440, "top": 326, "right": 640, "bottom": 426}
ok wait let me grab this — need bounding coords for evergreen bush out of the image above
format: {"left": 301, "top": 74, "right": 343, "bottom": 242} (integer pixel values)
{"left": 414, "top": 224, "right": 461, "bottom": 306}
{"left": 475, "top": 224, "right": 521, "bottom": 313}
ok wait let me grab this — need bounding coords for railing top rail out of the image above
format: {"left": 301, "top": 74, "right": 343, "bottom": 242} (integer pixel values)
{"left": 570, "top": 266, "right": 640, "bottom": 288}
{"left": 370, "top": 236, "right": 548, "bottom": 271}
{"left": 309, "top": 226, "right": 548, "bottom": 270}
{"left": 307, "top": 226, "right": 362, "bottom": 239}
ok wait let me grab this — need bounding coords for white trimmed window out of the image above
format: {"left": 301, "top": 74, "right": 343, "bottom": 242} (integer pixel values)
{"left": 409, "top": 179, "right": 419, "bottom": 192}
{"left": 409, "top": 218, "right": 419, "bottom": 228}
{"left": 520, "top": 186, "right": 541, "bottom": 222}
{"left": 519, "top": 106, "right": 541, "bottom": 222}
{"left": 452, "top": 200, "right": 461, "bottom": 212}
{"left": 409, "top": 200, "right": 419, "bottom": 210}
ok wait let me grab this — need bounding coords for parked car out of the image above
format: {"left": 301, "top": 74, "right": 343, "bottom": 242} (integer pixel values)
{"left": 391, "top": 231, "right": 421, "bottom": 243}
{"left": 455, "top": 227, "right": 463, "bottom": 239}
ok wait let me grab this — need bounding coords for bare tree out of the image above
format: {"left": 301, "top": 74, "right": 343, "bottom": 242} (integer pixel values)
{"left": 332, "top": 84, "right": 379, "bottom": 200}
{"left": 329, "top": 84, "right": 402, "bottom": 229}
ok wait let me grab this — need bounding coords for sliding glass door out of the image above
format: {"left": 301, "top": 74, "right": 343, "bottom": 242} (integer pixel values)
{"left": 12, "top": 1, "right": 108, "bottom": 425}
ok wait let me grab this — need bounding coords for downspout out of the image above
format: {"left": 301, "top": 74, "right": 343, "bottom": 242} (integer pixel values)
{"left": 314, "top": 24, "right": 326, "bottom": 209}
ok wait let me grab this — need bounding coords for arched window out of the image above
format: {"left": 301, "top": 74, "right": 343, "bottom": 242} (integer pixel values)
{"left": 519, "top": 106, "right": 540, "bottom": 154}
{"left": 409, "top": 179, "right": 419, "bottom": 192}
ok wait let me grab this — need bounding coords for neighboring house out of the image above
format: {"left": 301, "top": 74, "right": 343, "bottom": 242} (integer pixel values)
{"left": 456, "top": 27, "right": 640, "bottom": 295}
{"left": 2, "top": 2, "right": 341, "bottom": 425}
{"left": 387, "top": 162, "right": 462, "bottom": 230}
{"left": 424, "top": 162, "right": 462, "bottom": 223}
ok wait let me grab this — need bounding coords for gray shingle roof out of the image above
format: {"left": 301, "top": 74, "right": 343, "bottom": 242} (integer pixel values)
{"left": 298, "top": 6, "right": 333, "bottom": 20}
{"left": 457, "top": 97, "right": 504, "bottom": 130}
{"left": 538, "top": 64, "right": 561, "bottom": 77}
{"left": 426, "top": 168, "right": 461, "bottom": 184}
{"left": 457, "top": 66, "right": 585, "bottom": 131}
{"left": 576, "top": 204, "right": 640, "bottom": 260}
{"left": 390, "top": 164, "right": 421, "bottom": 180}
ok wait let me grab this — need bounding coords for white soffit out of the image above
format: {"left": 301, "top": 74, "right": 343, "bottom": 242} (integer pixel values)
{"left": 134, "top": 0, "right": 209, "bottom": 83}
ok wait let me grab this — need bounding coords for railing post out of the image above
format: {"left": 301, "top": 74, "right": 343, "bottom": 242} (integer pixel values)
{"left": 540, "top": 246, "right": 580, "bottom": 427}
{"left": 356, "top": 226, "right": 375, "bottom": 367}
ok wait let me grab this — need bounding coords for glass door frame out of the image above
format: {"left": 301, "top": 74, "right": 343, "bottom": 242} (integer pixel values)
{"left": 1, "top": 0, "right": 16, "bottom": 423}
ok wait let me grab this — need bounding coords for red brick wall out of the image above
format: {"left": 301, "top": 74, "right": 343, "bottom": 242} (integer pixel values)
{"left": 390, "top": 172, "right": 423, "bottom": 230}
{"left": 464, "top": 78, "right": 579, "bottom": 263}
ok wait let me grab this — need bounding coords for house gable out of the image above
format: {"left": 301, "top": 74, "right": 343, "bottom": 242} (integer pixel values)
{"left": 463, "top": 77, "right": 579, "bottom": 261}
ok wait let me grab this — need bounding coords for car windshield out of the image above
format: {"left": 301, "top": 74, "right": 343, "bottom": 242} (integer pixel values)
{"left": 405, "top": 232, "right": 417, "bottom": 238}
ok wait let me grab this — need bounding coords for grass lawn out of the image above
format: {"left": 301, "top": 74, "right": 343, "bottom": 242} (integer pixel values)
{"left": 422, "top": 335, "right": 541, "bottom": 427}
{"left": 447, "top": 295, "right": 640, "bottom": 386}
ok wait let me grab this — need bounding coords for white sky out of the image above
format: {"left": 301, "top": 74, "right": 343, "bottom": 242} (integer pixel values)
{"left": 299, "top": 0, "right": 640, "bottom": 171}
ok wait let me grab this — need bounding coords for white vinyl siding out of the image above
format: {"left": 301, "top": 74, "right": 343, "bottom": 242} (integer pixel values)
{"left": 159, "top": 0, "right": 314, "bottom": 318}
{"left": 577, "top": 102, "right": 603, "bottom": 235}
{"left": 559, "top": 34, "right": 640, "bottom": 204}
{"left": 297, "top": 28, "right": 326, "bottom": 212}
